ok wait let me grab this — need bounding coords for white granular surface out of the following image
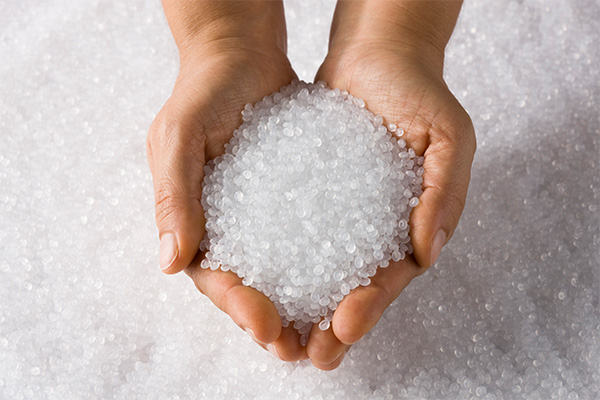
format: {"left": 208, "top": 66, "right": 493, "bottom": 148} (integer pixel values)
{"left": 200, "top": 81, "right": 423, "bottom": 335}
{"left": 0, "top": 0, "right": 598, "bottom": 399}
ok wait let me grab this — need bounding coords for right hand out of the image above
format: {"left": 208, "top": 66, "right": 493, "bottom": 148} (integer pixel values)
{"left": 146, "top": 39, "right": 308, "bottom": 361}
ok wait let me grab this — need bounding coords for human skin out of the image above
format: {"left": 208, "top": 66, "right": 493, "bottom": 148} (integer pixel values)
{"left": 306, "top": 0, "right": 476, "bottom": 370}
{"left": 147, "top": 0, "right": 475, "bottom": 370}
{"left": 148, "top": 0, "right": 308, "bottom": 361}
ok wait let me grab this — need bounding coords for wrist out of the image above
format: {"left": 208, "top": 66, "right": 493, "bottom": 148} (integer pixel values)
{"left": 327, "top": 0, "right": 462, "bottom": 77}
{"left": 329, "top": 34, "right": 446, "bottom": 80}
{"left": 162, "top": 1, "right": 288, "bottom": 66}
{"left": 178, "top": 36, "right": 289, "bottom": 75}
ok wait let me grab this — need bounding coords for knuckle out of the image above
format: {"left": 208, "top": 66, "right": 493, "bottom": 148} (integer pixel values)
{"left": 154, "top": 198, "right": 177, "bottom": 227}
{"left": 217, "top": 283, "right": 238, "bottom": 314}
{"left": 433, "top": 102, "right": 476, "bottom": 156}
{"left": 147, "top": 111, "right": 169, "bottom": 151}
{"left": 459, "top": 113, "right": 477, "bottom": 155}
{"left": 457, "top": 123, "right": 476, "bottom": 156}
{"left": 192, "top": 278, "right": 211, "bottom": 296}
{"left": 188, "top": 270, "right": 207, "bottom": 296}
{"left": 148, "top": 111, "right": 208, "bottom": 164}
{"left": 146, "top": 133, "right": 154, "bottom": 162}
{"left": 440, "top": 117, "right": 475, "bottom": 150}
{"left": 193, "top": 280, "right": 206, "bottom": 296}
{"left": 443, "top": 187, "right": 468, "bottom": 228}
{"left": 450, "top": 190, "right": 467, "bottom": 214}
{"left": 154, "top": 178, "right": 185, "bottom": 225}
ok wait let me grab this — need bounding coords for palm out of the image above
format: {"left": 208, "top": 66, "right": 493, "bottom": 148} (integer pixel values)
{"left": 318, "top": 48, "right": 470, "bottom": 153}
{"left": 161, "top": 52, "right": 313, "bottom": 361}
{"left": 152, "top": 0, "right": 474, "bottom": 373}
{"left": 303, "top": 48, "right": 474, "bottom": 366}
{"left": 181, "top": 51, "right": 432, "bottom": 366}
{"left": 170, "top": 52, "right": 297, "bottom": 160}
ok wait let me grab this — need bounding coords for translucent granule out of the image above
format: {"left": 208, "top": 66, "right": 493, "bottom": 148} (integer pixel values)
{"left": 200, "top": 80, "right": 423, "bottom": 334}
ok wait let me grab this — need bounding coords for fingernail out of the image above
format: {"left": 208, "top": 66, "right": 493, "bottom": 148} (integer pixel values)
{"left": 266, "top": 343, "right": 281, "bottom": 360}
{"left": 430, "top": 229, "right": 447, "bottom": 266}
{"left": 245, "top": 328, "right": 265, "bottom": 345}
{"left": 159, "top": 232, "right": 178, "bottom": 271}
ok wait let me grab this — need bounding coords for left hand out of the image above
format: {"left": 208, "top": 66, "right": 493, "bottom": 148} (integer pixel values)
{"left": 306, "top": 36, "right": 476, "bottom": 370}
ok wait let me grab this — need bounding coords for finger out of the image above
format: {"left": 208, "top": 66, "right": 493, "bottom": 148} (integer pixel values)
{"left": 147, "top": 113, "right": 207, "bottom": 274}
{"left": 307, "top": 323, "right": 350, "bottom": 371}
{"left": 185, "top": 254, "right": 282, "bottom": 345}
{"left": 408, "top": 101, "right": 476, "bottom": 269}
{"left": 332, "top": 256, "right": 421, "bottom": 345}
{"left": 267, "top": 326, "right": 308, "bottom": 362}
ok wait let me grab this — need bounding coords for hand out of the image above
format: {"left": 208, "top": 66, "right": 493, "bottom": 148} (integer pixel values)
{"left": 147, "top": 1, "right": 307, "bottom": 361}
{"left": 306, "top": 1, "right": 476, "bottom": 370}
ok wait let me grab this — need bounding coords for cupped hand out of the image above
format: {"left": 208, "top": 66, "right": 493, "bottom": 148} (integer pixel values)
{"left": 306, "top": 43, "right": 476, "bottom": 369}
{"left": 146, "top": 43, "right": 307, "bottom": 361}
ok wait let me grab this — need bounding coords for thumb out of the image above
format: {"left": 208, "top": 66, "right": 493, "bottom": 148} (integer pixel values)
{"left": 147, "top": 116, "right": 206, "bottom": 274}
{"left": 409, "top": 112, "right": 476, "bottom": 270}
